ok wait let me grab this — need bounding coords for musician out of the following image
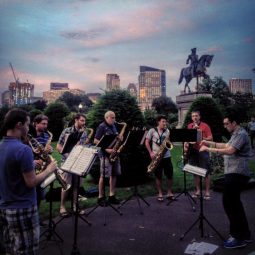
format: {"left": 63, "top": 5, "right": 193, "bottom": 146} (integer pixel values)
{"left": 184, "top": 110, "right": 212, "bottom": 200}
{"left": 31, "top": 114, "right": 53, "bottom": 225}
{"left": 56, "top": 113, "right": 87, "bottom": 217}
{"left": 200, "top": 110, "right": 252, "bottom": 249}
{"left": 0, "top": 109, "right": 57, "bottom": 254}
{"left": 145, "top": 115, "right": 174, "bottom": 202}
{"left": 94, "top": 111, "right": 121, "bottom": 205}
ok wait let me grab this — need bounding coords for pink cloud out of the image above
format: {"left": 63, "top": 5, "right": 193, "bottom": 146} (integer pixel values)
{"left": 243, "top": 37, "right": 254, "bottom": 44}
{"left": 206, "top": 46, "right": 224, "bottom": 53}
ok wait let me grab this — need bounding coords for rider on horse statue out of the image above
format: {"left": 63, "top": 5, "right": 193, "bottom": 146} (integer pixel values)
{"left": 186, "top": 48, "right": 198, "bottom": 78}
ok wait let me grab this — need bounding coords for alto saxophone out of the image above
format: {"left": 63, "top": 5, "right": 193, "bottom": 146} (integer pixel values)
{"left": 147, "top": 133, "right": 173, "bottom": 173}
{"left": 27, "top": 132, "right": 70, "bottom": 191}
{"left": 109, "top": 122, "right": 127, "bottom": 162}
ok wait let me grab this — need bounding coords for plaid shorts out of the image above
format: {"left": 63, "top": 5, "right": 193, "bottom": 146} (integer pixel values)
{"left": 0, "top": 205, "right": 39, "bottom": 255}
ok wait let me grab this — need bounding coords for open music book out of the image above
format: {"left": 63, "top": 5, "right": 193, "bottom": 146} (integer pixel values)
{"left": 60, "top": 145, "right": 100, "bottom": 176}
{"left": 183, "top": 164, "right": 207, "bottom": 177}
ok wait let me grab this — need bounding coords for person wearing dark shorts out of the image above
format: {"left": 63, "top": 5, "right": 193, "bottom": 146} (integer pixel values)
{"left": 145, "top": 115, "right": 174, "bottom": 202}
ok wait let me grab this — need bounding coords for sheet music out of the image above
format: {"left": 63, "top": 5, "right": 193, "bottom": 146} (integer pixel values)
{"left": 61, "top": 145, "right": 99, "bottom": 176}
{"left": 183, "top": 164, "right": 207, "bottom": 177}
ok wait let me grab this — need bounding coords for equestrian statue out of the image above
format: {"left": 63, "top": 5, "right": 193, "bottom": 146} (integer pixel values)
{"left": 178, "top": 48, "right": 214, "bottom": 93}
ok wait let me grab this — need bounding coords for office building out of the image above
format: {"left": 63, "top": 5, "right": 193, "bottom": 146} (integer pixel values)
{"left": 229, "top": 78, "right": 252, "bottom": 94}
{"left": 106, "top": 74, "right": 120, "bottom": 91}
{"left": 138, "top": 66, "right": 166, "bottom": 111}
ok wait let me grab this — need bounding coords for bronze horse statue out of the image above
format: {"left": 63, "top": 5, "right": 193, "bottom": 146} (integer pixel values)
{"left": 178, "top": 54, "right": 214, "bottom": 93}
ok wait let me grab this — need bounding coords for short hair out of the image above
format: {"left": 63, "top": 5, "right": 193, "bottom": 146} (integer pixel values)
{"left": 104, "top": 111, "right": 115, "bottom": 119}
{"left": 3, "top": 108, "right": 29, "bottom": 130}
{"left": 224, "top": 109, "right": 241, "bottom": 125}
{"left": 156, "top": 115, "right": 167, "bottom": 122}
{"left": 74, "top": 113, "right": 86, "bottom": 120}
{"left": 33, "top": 114, "right": 48, "bottom": 124}
{"left": 191, "top": 110, "right": 200, "bottom": 116}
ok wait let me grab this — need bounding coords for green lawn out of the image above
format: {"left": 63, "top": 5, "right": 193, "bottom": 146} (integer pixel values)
{"left": 39, "top": 143, "right": 255, "bottom": 220}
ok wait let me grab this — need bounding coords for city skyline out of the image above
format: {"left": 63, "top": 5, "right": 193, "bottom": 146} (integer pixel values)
{"left": 0, "top": 0, "right": 254, "bottom": 102}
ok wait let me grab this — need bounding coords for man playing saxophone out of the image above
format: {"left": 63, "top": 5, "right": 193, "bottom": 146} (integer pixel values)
{"left": 145, "top": 115, "right": 174, "bottom": 202}
{"left": 94, "top": 111, "right": 122, "bottom": 206}
{"left": 56, "top": 113, "right": 88, "bottom": 217}
{"left": 30, "top": 114, "right": 53, "bottom": 226}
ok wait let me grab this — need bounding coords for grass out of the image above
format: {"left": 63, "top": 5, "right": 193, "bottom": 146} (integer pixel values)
{"left": 39, "top": 143, "right": 255, "bottom": 220}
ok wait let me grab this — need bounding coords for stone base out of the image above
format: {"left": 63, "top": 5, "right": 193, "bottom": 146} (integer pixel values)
{"left": 176, "top": 92, "right": 212, "bottom": 127}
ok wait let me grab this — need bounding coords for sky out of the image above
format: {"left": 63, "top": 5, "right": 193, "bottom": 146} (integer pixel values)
{"left": 0, "top": 0, "right": 254, "bottom": 103}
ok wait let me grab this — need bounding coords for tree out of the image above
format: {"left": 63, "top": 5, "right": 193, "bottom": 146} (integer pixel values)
{"left": 31, "top": 100, "right": 47, "bottom": 111}
{"left": 44, "top": 102, "right": 70, "bottom": 141}
{"left": 58, "top": 91, "right": 93, "bottom": 112}
{"left": 183, "top": 97, "right": 223, "bottom": 141}
{"left": 86, "top": 90, "right": 145, "bottom": 130}
{"left": 86, "top": 90, "right": 149, "bottom": 186}
{"left": 200, "top": 76, "right": 232, "bottom": 112}
{"left": 152, "top": 96, "right": 178, "bottom": 115}
{"left": 143, "top": 109, "right": 157, "bottom": 128}
{"left": 0, "top": 106, "right": 10, "bottom": 138}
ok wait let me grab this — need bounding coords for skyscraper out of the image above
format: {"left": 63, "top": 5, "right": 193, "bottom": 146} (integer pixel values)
{"left": 138, "top": 66, "right": 166, "bottom": 110}
{"left": 229, "top": 78, "right": 253, "bottom": 94}
{"left": 106, "top": 74, "right": 120, "bottom": 91}
{"left": 9, "top": 82, "right": 34, "bottom": 106}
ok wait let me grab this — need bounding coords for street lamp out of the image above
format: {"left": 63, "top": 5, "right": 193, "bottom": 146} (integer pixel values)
{"left": 78, "top": 103, "right": 83, "bottom": 112}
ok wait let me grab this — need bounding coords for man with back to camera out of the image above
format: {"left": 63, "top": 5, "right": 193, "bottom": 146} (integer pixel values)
{"left": 0, "top": 108, "right": 56, "bottom": 254}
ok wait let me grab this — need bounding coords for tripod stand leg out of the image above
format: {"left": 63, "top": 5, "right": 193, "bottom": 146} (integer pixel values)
{"left": 40, "top": 182, "right": 63, "bottom": 244}
{"left": 180, "top": 217, "right": 200, "bottom": 240}
{"left": 203, "top": 216, "right": 225, "bottom": 241}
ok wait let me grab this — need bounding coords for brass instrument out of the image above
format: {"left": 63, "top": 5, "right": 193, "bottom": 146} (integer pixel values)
{"left": 27, "top": 132, "right": 70, "bottom": 190}
{"left": 78, "top": 128, "right": 94, "bottom": 145}
{"left": 109, "top": 122, "right": 127, "bottom": 162}
{"left": 147, "top": 133, "right": 173, "bottom": 173}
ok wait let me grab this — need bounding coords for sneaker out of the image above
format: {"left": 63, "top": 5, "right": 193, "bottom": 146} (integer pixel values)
{"left": 244, "top": 239, "right": 253, "bottom": 244}
{"left": 224, "top": 236, "right": 247, "bottom": 249}
{"left": 108, "top": 195, "right": 120, "bottom": 205}
{"left": 97, "top": 197, "right": 106, "bottom": 206}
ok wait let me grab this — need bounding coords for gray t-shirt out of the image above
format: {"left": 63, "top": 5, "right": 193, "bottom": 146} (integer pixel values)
{"left": 224, "top": 127, "right": 252, "bottom": 176}
{"left": 146, "top": 128, "right": 171, "bottom": 158}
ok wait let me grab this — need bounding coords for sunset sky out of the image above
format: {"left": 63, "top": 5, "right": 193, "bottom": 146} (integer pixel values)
{"left": 0, "top": 0, "right": 254, "bottom": 102}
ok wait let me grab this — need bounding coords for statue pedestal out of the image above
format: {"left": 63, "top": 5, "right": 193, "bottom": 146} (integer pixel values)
{"left": 176, "top": 91, "right": 212, "bottom": 127}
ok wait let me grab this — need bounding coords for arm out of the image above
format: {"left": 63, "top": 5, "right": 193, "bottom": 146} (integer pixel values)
{"left": 23, "top": 160, "right": 57, "bottom": 188}
{"left": 200, "top": 142, "right": 236, "bottom": 155}
{"left": 145, "top": 138, "right": 155, "bottom": 159}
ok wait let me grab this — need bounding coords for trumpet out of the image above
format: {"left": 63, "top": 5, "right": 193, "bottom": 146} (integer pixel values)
{"left": 27, "top": 132, "right": 70, "bottom": 191}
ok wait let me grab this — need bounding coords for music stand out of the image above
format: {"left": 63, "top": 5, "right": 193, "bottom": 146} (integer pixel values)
{"left": 40, "top": 182, "right": 64, "bottom": 250}
{"left": 180, "top": 164, "right": 224, "bottom": 241}
{"left": 86, "top": 135, "right": 122, "bottom": 226}
{"left": 167, "top": 129, "right": 198, "bottom": 210}
{"left": 60, "top": 145, "right": 98, "bottom": 255}
{"left": 118, "top": 130, "right": 150, "bottom": 214}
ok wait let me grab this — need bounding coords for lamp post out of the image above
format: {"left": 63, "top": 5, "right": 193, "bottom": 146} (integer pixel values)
{"left": 78, "top": 103, "right": 83, "bottom": 113}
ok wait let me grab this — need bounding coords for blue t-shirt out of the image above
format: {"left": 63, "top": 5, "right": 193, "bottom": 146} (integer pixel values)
{"left": 0, "top": 137, "right": 36, "bottom": 209}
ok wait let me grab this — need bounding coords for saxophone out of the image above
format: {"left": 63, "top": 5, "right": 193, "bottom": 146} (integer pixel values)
{"left": 147, "top": 133, "right": 173, "bottom": 173}
{"left": 27, "top": 132, "right": 70, "bottom": 191}
{"left": 78, "top": 128, "right": 94, "bottom": 145}
{"left": 109, "top": 122, "right": 127, "bottom": 162}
